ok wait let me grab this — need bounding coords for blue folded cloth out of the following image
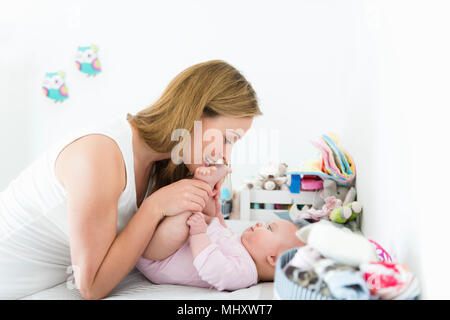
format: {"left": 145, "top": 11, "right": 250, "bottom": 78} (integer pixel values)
{"left": 323, "top": 269, "right": 370, "bottom": 300}
{"left": 312, "top": 259, "right": 369, "bottom": 300}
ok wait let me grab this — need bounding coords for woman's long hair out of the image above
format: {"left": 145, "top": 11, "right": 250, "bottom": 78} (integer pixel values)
{"left": 127, "top": 60, "right": 262, "bottom": 194}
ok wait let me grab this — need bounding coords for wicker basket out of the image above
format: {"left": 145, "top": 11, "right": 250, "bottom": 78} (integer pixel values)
{"left": 274, "top": 248, "right": 334, "bottom": 300}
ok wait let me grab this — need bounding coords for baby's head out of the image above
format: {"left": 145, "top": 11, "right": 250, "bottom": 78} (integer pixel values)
{"left": 241, "top": 219, "right": 305, "bottom": 281}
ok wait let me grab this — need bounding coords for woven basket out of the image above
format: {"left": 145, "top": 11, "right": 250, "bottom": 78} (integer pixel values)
{"left": 274, "top": 248, "right": 334, "bottom": 300}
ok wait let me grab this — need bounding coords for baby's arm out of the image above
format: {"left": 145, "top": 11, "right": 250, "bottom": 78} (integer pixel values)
{"left": 185, "top": 187, "right": 228, "bottom": 259}
{"left": 187, "top": 212, "right": 212, "bottom": 258}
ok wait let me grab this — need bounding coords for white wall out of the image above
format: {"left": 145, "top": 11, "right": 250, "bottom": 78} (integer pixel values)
{"left": 0, "top": 0, "right": 372, "bottom": 189}
{"left": 351, "top": 0, "right": 450, "bottom": 299}
{"left": 1, "top": 0, "right": 449, "bottom": 298}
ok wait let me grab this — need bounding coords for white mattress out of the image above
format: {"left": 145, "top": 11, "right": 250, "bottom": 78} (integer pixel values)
{"left": 20, "top": 220, "right": 274, "bottom": 300}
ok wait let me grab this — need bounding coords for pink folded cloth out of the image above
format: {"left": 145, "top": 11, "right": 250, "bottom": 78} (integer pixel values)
{"left": 360, "top": 261, "right": 420, "bottom": 300}
{"left": 286, "top": 245, "right": 323, "bottom": 271}
{"left": 300, "top": 178, "right": 324, "bottom": 190}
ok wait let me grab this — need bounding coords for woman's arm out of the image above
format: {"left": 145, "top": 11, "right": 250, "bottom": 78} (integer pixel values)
{"left": 57, "top": 135, "right": 212, "bottom": 299}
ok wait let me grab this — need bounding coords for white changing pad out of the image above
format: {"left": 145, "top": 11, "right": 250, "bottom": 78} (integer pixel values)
{"left": 21, "top": 220, "right": 274, "bottom": 300}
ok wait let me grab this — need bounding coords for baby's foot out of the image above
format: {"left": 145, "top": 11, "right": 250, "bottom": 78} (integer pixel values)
{"left": 194, "top": 165, "right": 231, "bottom": 188}
{"left": 195, "top": 166, "right": 218, "bottom": 179}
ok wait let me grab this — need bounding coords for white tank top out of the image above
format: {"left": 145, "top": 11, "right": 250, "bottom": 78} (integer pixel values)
{"left": 0, "top": 115, "right": 153, "bottom": 299}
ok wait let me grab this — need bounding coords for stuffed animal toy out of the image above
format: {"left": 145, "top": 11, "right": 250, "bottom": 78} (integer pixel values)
{"left": 289, "top": 196, "right": 341, "bottom": 222}
{"left": 291, "top": 180, "right": 360, "bottom": 223}
{"left": 329, "top": 202, "right": 362, "bottom": 223}
{"left": 297, "top": 179, "right": 349, "bottom": 211}
{"left": 243, "top": 162, "right": 289, "bottom": 191}
{"left": 288, "top": 179, "right": 339, "bottom": 221}
{"left": 329, "top": 187, "right": 362, "bottom": 224}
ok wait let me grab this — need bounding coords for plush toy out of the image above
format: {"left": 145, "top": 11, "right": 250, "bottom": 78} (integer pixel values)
{"left": 329, "top": 202, "right": 362, "bottom": 223}
{"left": 289, "top": 196, "right": 341, "bottom": 222}
{"left": 291, "top": 180, "right": 360, "bottom": 223}
{"left": 290, "top": 180, "right": 337, "bottom": 220}
{"left": 300, "top": 179, "right": 349, "bottom": 212}
{"left": 244, "top": 162, "right": 289, "bottom": 191}
{"left": 329, "top": 186, "right": 362, "bottom": 224}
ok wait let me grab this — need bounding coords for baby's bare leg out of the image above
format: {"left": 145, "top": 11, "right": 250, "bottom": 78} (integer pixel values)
{"left": 142, "top": 212, "right": 191, "bottom": 261}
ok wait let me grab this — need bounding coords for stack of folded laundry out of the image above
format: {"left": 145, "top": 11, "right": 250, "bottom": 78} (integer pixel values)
{"left": 281, "top": 220, "right": 421, "bottom": 300}
{"left": 287, "top": 133, "right": 356, "bottom": 193}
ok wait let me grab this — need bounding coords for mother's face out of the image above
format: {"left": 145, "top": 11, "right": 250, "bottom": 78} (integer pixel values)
{"left": 183, "top": 115, "right": 253, "bottom": 174}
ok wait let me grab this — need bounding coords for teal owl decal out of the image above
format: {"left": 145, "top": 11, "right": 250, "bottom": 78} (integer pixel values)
{"left": 42, "top": 71, "right": 69, "bottom": 103}
{"left": 75, "top": 45, "right": 102, "bottom": 77}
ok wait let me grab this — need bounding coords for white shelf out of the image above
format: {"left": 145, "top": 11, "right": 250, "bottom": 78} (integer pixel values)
{"left": 239, "top": 189, "right": 320, "bottom": 221}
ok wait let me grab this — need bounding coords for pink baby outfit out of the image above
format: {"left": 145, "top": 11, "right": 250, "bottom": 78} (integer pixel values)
{"left": 136, "top": 218, "right": 258, "bottom": 291}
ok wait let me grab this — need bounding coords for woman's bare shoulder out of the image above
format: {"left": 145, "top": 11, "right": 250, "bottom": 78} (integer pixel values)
{"left": 55, "top": 134, "right": 126, "bottom": 195}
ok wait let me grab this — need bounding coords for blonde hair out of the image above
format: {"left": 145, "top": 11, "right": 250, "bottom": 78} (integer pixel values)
{"left": 127, "top": 60, "right": 262, "bottom": 193}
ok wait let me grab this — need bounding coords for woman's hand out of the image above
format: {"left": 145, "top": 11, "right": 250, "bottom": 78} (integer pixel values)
{"left": 146, "top": 179, "right": 213, "bottom": 218}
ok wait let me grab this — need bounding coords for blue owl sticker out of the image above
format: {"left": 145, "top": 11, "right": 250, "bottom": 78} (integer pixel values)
{"left": 75, "top": 45, "right": 102, "bottom": 77}
{"left": 42, "top": 71, "right": 69, "bottom": 103}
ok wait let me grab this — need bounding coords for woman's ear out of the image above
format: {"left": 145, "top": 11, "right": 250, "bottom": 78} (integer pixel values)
{"left": 266, "top": 254, "right": 277, "bottom": 267}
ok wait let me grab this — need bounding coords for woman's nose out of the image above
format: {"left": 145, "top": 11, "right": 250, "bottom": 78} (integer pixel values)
{"left": 255, "top": 222, "right": 263, "bottom": 228}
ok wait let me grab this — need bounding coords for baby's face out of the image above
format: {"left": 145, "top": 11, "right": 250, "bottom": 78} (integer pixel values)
{"left": 241, "top": 219, "right": 303, "bottom": 263}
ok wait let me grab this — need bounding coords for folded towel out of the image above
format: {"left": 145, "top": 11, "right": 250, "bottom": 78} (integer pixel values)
{"left": 285, "top": 245, "right": 323, "bottom": 272}
{"left": 287, "top": 133, "right": 356, "bottom": 186}
{"left": 285, "top": 257, "right": 370, "bottom": 300}
{"left": 314, "top": 259, "right": 370, "bottom": 300}
{"left": 296, "top": 220, "right": 378, "bottom": 267}
{"left": 360, "top": 261, "right": 421, "bottom": 300}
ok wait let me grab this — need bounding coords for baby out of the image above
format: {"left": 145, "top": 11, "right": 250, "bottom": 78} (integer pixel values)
{"left": 137, "top": 165, "right": 304, "bottom": 291}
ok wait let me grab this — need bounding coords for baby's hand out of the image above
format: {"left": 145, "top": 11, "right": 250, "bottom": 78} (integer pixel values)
{"left": 187, "top": 212, "right": 208, "bottom": 235}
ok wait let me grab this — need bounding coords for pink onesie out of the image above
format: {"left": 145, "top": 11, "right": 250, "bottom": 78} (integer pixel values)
{"left": 136, "top": 218, "right": 258, "bottom": 291}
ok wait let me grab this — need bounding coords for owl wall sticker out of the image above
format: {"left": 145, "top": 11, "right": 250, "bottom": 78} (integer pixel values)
{"left": 75, "top": 45, "right": 102, "bottom": 77}
{"left": 42, "top": 71, "right": 69, "bottom": 103}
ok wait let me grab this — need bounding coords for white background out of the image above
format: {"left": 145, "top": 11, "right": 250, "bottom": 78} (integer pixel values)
{"left": 1, "top": 0, "right": 449, "bottom": 299}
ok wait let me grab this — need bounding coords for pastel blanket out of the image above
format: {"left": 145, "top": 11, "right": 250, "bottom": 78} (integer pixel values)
{"left": 288, "top": 134, "right": 356, "bottom": 186}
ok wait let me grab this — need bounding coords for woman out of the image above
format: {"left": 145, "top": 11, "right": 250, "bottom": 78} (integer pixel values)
{"left": 0, "top": 60, "right": 262, "bottom": 299}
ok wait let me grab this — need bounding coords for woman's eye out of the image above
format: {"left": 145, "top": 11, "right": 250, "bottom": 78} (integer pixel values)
{"left": 225, "top": 138, "right": 232, "bottom": 144}
{"left": 266, "top": 224, "right": 272, "bottom": 231}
